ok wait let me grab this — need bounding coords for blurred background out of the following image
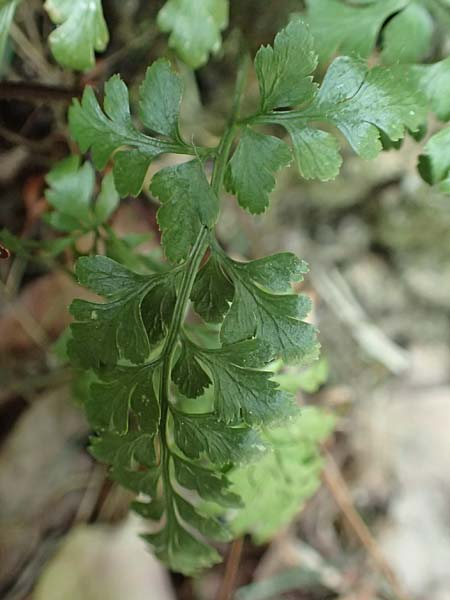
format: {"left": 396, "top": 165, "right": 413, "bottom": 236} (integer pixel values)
{"left": 1, "top": 1, "right": 450, "bottom": 599}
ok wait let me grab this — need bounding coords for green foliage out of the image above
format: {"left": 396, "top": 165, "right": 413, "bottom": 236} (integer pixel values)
{"left": 190, "top": 254, "right": 234, "bottom": 323}
{"left": 381, "top": 3, "right": 434, "bottom": 65}
{"left": 90, "top": 430, "right": 157, "bottom": 468}
{"left": 235, "top": 18, "right": 425, "bottom": 196}
{"left": 68, "top": 20, "right": 427, "bottom": 232}
{"left": 273, "top": 358, "right": 330, "bottom": 395}
{"left": 0, "top": 227, "right": 74, "bottom": 260}
{"left": 171, "top": 409, "right": 264, "bottom": 466}
{"left": 52, "top": 13, "right": 441, "bottom": 576}
{"left": 139, "top": 59, "right": 184, "bottom": 138}
{"left": 300, "top": 57, "right": 425, "bottom": 159}
{"left": 217, "top": 253, "right": 318, "bottom": 364}
{"left": 305, "top": 0, "right": 405, "bottom": 64}
{"left": 45, "top": 156, "right": 118, "bottom": 232}
{"left": 69, "top": 256, "right": 177, "bottom": 367}
{"left": 1, "top": 0, "right": 230, "bottom": 70}
{"left": 225, "top": 128, "right": 292, "bottom": 214}
{"left": 0, "top": 0, "right": 17, "bottom": 65}
{"left": 305, "top": 0, "right": 448, "bottom": 66}
{"left": 418, "top": 126, "right": 450, "bottom": 193}
{"left": 88, "top": 365, "right": 160, "bottom": 434}
{"left": 173, "top": 337, "right": 296, "bottom": 425}
{"left": 413, "top": 57, "right": 450, "bottom": 121}
{"left": 0, "top": 157, "right": 121, "bottom": 263}
{"left": 66, "top": 30, "right": 327, "bottom": 568}
{"left": 157, "top": 0, "right": 229, "bottom": 68}
{"left": 68, "top": 60, "right": 207, "bottom": 197}
{"left": 44, "top": 0, "right": 109, "bottom": 71}
{"left": 230, "top": 407, "right": 334, "bottom": 543}
{"left": 4, "top": 0, "right": 447, "bottom": 85}
{"left": 286, "top": 125, "right": 342, "bottom": 182}
{"left": 254, "top": 19, "right": 318, "bottom": 112}
{"left": 151, "top": 159, "right": 219, "bottom": 263}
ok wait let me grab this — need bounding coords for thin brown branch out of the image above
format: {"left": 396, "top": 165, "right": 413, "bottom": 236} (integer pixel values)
{"left": 218, "top": 537, "right": 244, "bottom": 600}
{"left": 323, "top": 450, "right": 411, "bottom": 600}
{"left": 73, "top": 464, "right": 107, "bottom": 524}
{"left": 0, "top": 124, "right": 56, "bottom": 151}
{"left": 0, "top": 81, "right": 82, "bottom": 103}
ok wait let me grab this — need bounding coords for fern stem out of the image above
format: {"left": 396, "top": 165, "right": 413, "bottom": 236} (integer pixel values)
{"left": 158, "top": 226, "right": 209, "bottom": 524}
{"left": 158, "top": 123, "right": 236, "bottom": 415}
{"left": 157, "top": 51, "right": 248, "bottom": 525}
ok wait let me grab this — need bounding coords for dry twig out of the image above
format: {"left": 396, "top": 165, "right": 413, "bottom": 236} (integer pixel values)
{"left": 323, "top": 450, "right": 410, "bottom": 600}
{"left": 219, "top": 537, "right": 245, "bottom": 600}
